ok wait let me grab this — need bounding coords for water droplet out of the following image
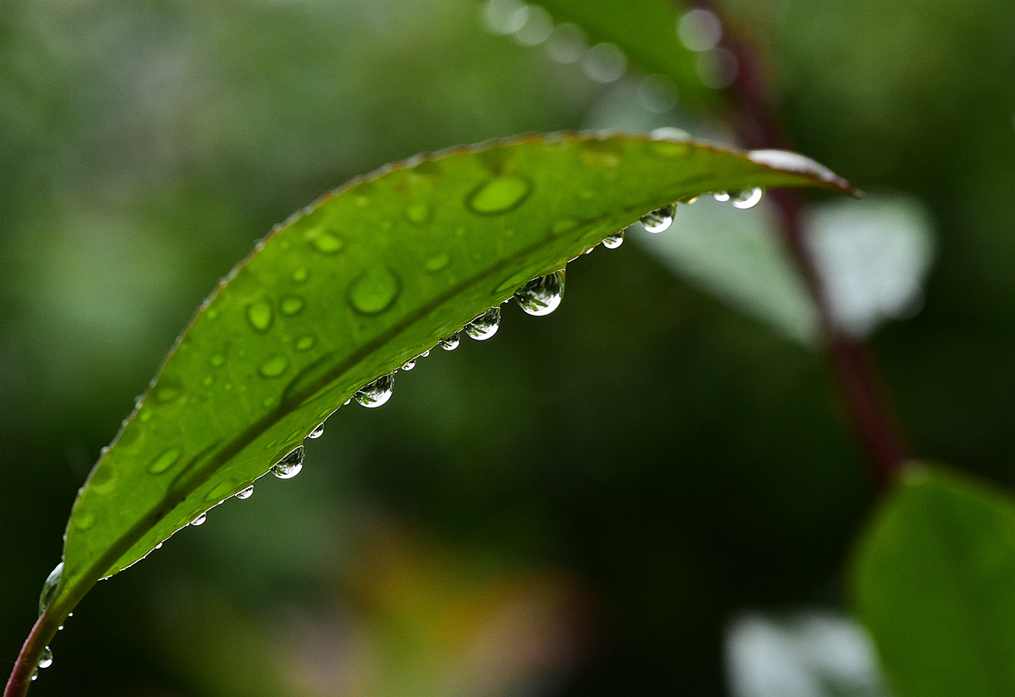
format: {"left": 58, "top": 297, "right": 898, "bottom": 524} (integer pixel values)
{"left": 424, "top": 252, "right": 451, "bottom": 272}
{"left": 148, "top": 447, "right": 181, "bottom": 474}
{"left": 236, "top": 485, "right": 254, "bottom": 500}
{"left": 464, "top": 307, "right": 501, "bottom": 340}
{"left": 602, "top": 230, "right": 625, "bottom": 249}
{"left": 355, "top": 373, "right": 395, "bottom": 408}
{"left": 640, "top": 205, "right": 676, "bottom": 233}
{"left": 210, "top": 353, "right": 226, "bottom": 368}
{"left": 405, "top": 202, "right": 431, "bottom": 225}
{"left": 259, "top": 353, "right": 290, "bottom": 378}
{"left": 439, "top": 334, "right": 461, "bottom": 351}
{"left": 191, "top": 513, "right": 207, "bottom": 527}
{"left": 74, "top": 511, "right": 96, "bottom": 531}
{"left": 295, "top": 335, "right": 316, "bottom": 352}
{"left": 401, "top": 359, "right": 416, "bottom": 371}
{"left": 39, "top": 563, "right": 63, "bottom": 613}
{"left": 246, "top": 301, "right": 274, "bottom": 333}
{"left": 273, "top": 447, "right": 305, "bottom": 479}
{"left": 38, "top": 647, "right": 53, "bottom": 670}
{"left": 280, "top": 295, "right": 305, "bottom": 316}
{"left": 309, "top": 231, "right": 345, "bottom": 255}
{"left": 466, "top": 175, "right": 532, "bottom": 215}
{"left": 514, "top": 270, "right": 565, "bottom": 316}
{"left": 292, "top": 267, "right": 310, "bottom": 283}
{"left": 155, "top": 542, "right": 164, "bottom": 550}
{"left": 420, "top": 350, "right": 431, "bottom": 358}
{"left": 154, "top": 384, "right": 182, "bottom": 404}
{"left": 347, "top": 266, "right": 401, "bottom": 315}
{"left": 731, "top": 187, "right": 764, "bottom": 210}
{"left": 713, "top": 191, "right": 731, "bottom": 202}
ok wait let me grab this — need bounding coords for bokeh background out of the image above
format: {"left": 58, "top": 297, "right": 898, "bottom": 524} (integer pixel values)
{"left": 2, "top": 0, "right": 1013, "bottom": 695}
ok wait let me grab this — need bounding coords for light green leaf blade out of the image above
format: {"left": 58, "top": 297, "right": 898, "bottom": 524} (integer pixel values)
{"left": 854, "top": 467, "right": 1015, "bottom": 697}
{"left": 51, "top": 132, "right": 850, "bottom": 619}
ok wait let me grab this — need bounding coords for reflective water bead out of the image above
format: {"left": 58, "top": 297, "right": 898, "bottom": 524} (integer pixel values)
{"left": 38, "top": 647, "right": 53, "bottom": 670}
{"left": 401, "top": 359, "right": 416, "bottom": 371}
{"left": 236, "top": 485, "right": 254, "bottom": 500}
{"left": 308, "top": 423, "right": 325, "bottom": 439}
{"left": 39, "top": 562, "right": 64, "bottom": 614}
{"left": 355, "top": 373, "right": 395, "bottom": 408}
{"left": 713, "top": 191, "right": 731, "bottom": 202}
{"left": 602, "top": 230, "right": 625, "bottom": 249}
{"left": 640, "top": 204, "right": 675, "bottom": 233}
{"left": 514, "top": 270, "right": 565, "bottom": 316}
{"left": 731, "top": 187, "right": 764, "bottom": 210}
{"left": 273, "top": 447, "right": 305, "bottom": 479}
{"left": 464, "top": 307, "right": 501, "bottom": 341}
{"left": 440, "top": 334, "right": 461, "bottom": 351}
{"left": 191, "top": 513, "right": 207, "bottom": 527}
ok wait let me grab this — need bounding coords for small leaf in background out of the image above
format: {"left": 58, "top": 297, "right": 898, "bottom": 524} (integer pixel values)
{"left": 726, "top": 612, "right": 887, "bottom": 697}
{"left": 854, "top": 467, "right": 1015, "bottom": 697}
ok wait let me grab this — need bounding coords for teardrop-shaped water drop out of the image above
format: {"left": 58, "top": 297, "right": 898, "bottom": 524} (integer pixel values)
{"left": 236, "top": 485, "right": 254, "bottom": 500}
{"left": 401, "top": 359, "right": 416, "bottom": 371}
{"left": 420, "top": 350, "right": 431, "bottom": 358}
{"left": 355, "top": 373, "right": 395, "bottom": 408}
{"left": 191, "top": 513, "right": 207, "bottom": 527}
{"left": 514, "top": 270, "right": 565, "bottom": 316}
{"left": 731, "top": 187, "right": 764, "bottom": 210}
{"left": 155, "top": 542, "right": 163, "bottom": 550}
{"left": 602, "top": 230, "right": 625, "bottom": 249}
{"left": 38, "top": 563, "right": 63, "bottom": 614}
{"left": 464, "top": 307, "right": 501, "bottom": 341}
{"left": 308, "top": 423, "right": 325, "bottom": 440}
{"left": 38, "top": 647, "right": 53, "bottom": 670}
{"left": 440, "top": 334, "right": 461, "bottom": 351}
{"left": 640, "top": 205, "right": 675, "bottom": 233}
{"left": 713, "top": 191, "right": 731, "bottom": 202}
{"left": 273, "top": 447, "right": 305, "bottom": 479}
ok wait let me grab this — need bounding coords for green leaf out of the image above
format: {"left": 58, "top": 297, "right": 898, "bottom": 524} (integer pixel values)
{"left": 49, "top": 132, "right": 850, "bottom": 622}
{"left": 854, "top": 467, "right": 1015, "bottom": 697}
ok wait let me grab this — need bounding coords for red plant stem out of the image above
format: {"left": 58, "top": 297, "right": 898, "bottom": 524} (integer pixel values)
{"left": 4, "top": 612, "right": 54, "bottom": 697}
{"left": 695, "top": 0, "right": 908, "bottom": 487}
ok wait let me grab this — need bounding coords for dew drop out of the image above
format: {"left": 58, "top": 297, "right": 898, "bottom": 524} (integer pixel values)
{"left": 347, "top": 266, "right": 401, "bottom": 315}
{"left": 401, "top": 359, "right": 416, "bottom": 371}
{"left": 295, "top": 335, "right": 316, "bottom": 352}
{"left": 464, "top": 307, "right": 501, "bottom": 341}
{"left": 38, "top": 647, "right": 53, "bottom": 670}
{"left": 424, "top": 252, "right": 451, "bottom": 272}
{"left": 148, "top": 447, "right": 182, "bottom": 475}
{"left": 355, "top": 373, "right": 395, "bottom": 408}
{"left": 74, "top": 511, "right": 96, "bottom": 531}
{"left": 155, "top": 542, "right": 163, "bottom": 550}
{"left": 440, "top": 334, "right": 461, "bottom": 351}
{"left": 154, "top": 384, "right": 182, "bottom": 404}
{"left": 236, "top": 485, "right": 254, "bottom": 500}
{"left": 210, "top": 353, "right": 226, "bottom": 368}
{"left": 640, "top": 204, "right": 676, "bottom": 233}
{"left": 292, "top": 267, "right": 310, "bottom": 283}
{"left": 39, "top": 563, "right": 63, "bottom": 614}
{"left": 273, "top": 446, "right": 305, "bottom": 479}
{"left": 466, "top": 175, "right": 532, "bottom": 215}
{"left": 308, "top": 423, "right": 325, "bottom": 439}
{"left": 280, "top": 295, "right": 305, "bottom": 316}
{"left": 514, "top": 270, "right": 565, "bottom": 316}
{"left": 731, "top": 187, "right": 764, "bottom": 210}
{"left": 602, "top": 230, "right": 625, "bottom": 249}
{"left": 259, "top": 353, "right": 290, "bottom": 378}
{"left": 309, "top": 231, "right": 345, "bottom": 255}
{"left": 405, "top": 202, "right": 432, "bottom": 225}
{"left": 246, "top": 301, "right": 274, "bottom": 333}
{"left": 190, "top": 513, "right": 207, "bottom": 527}
{"left": 713, "top": 191, "right": 731, "bottom": 202}
{"left": 420, "top": 350, "right": 431, "bottom": 358}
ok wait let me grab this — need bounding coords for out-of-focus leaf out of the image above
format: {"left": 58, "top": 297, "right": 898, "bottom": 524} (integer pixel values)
{"left": 854, "top": 467, "right": 1015, "bottom": 697}
{"left": 726, "top": 612, "right": 887, "bottom": 697}
{"left": 38, "top": 132, "right": 851, "bottom": 659}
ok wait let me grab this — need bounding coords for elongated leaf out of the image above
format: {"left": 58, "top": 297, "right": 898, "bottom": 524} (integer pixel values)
{"left": 854, "top": 467, "right": 1015, "bottom": 697}
{"left": 48, "top": 132, "right": 849, "bottom": 622}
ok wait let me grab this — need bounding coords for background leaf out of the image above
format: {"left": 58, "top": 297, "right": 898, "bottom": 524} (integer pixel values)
{"left": 50, "top": 133, "right": 849, "bottom": 622}
{"left": 854, "top": 467, "right": 1015, "bottom": 697}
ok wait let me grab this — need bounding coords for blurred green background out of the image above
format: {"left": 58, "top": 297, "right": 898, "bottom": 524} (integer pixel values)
{"left": 2, "top": 0, "right": 1013, "bottom": 695}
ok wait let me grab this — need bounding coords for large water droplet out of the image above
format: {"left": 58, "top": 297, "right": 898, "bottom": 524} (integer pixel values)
{"left": 259, "top": 353, "right": 290, "bottom": 378}
{"left": 464, "top": 307, "right": 501, "bottom": 341}
{"left": 355, "top": 373, "right": 395, "bottom": 408}
{"left": 191, "top": 513, "right": 207, "bottom": 527}
{"left": 731, "top": 187, "right": 764, "bottom": 210}
{"left": 440, "top": 334, "right": 461, "bottom": 351}
{"left": 148, "top": 447, "right": 181, "bottom": 475}
{"left": 401, "top": 359, "right": 416, "bottom": 371}
{"left": 273, "top": 447, "right": 305, "bottom": 479}
{"left": 309, "top": 231, "right": 345, "bottom": 255}
{"left": 246, "top": 301, "right": 274, "bottom": 333}
{"left": 280, "top": 295, "right": 305, "bottom": 316}
{"left": 602, "top": 230, "right": 625, "bottom": 249}
{"left": 514, "top": 270, "right": 565, "bottom": 316}
{"left": 39, "top": 563, "right": 63, "bottom": 614}
{"left": 38, "top": 647, "right": 53, "bottom": 670}
{"left": 640, "top": 205, "right": 675, "bottom": 233}
{"left": 466, "top": 175, "right": 532, "bottom": 214}
{"left": 236, "top": 485, "right": 254, "bottom": 500}
{"left": 348, "top": 266, "right": 401, "bottom": 315}
{"left": 308, "top": 423, "right": 325, "bottom": 439}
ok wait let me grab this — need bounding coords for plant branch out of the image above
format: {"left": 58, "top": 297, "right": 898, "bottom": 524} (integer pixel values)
{"left": 694, "top": 0, "right": 908, "bottom": 487}
{"left": 4, "top": 611, "right": 57, "bottom": 697}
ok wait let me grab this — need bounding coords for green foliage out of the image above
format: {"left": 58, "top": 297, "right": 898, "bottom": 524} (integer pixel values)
{"left": 854, "top": 467, "right": 1015, "bottom": 697}
{"left": 47, "top": 133, "right": 849, "bottom": 622}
